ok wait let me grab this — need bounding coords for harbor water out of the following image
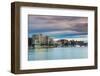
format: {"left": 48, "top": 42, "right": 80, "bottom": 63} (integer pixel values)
{"left": 28, "top": 47, "right": 88, "bottom": 61}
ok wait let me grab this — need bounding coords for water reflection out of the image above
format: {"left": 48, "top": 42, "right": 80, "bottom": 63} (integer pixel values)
{"left": 28, "top": 47, "right": 88, "bottom": 61}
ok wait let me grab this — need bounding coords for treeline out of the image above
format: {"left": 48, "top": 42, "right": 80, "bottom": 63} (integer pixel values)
{"left": 28, "top": 38, "right": 88, "bottom": 47}
{"left": 55, "top": 40, "right": 87, "bottom": 47}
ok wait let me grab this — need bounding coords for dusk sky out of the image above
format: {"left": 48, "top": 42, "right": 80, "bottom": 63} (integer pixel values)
{"left": 28, "top": 15, "right": 88, "bottom": 41}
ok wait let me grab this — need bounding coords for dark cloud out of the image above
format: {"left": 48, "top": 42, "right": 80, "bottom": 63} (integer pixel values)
{"left": 28, "top": 15, "right": 88, "bottom": 37}
{"left": 70, "top": 23, "right": 88, "bottom": 32}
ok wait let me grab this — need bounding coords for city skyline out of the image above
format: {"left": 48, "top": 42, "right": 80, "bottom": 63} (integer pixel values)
{"left": 28, "top": 15, "right": 88, "bottom": 41}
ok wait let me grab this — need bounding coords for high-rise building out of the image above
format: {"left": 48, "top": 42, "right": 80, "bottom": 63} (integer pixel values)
{"left": 32, "top": 34, "right": 54, "bottom": 48}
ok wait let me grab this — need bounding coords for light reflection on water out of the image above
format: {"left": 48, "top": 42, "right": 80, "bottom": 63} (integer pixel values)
{"left": 28, "top": 47, "right": 88, "bottom": 61}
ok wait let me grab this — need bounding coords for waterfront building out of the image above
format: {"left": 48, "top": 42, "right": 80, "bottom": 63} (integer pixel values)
{"left": 32, "top": 34, "right": 54, "bottom": 48}
{"left": 30, "top": 34, "right": 88, "bottom": 48}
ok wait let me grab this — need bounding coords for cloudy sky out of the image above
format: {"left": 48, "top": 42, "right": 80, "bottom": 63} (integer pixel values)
{"left": 28, "top": 15, "right": 88, "bottom": 41}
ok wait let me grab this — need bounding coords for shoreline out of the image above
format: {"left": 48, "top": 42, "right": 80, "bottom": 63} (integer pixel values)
{"left": 28, "top": 46, "right": 88, "bottom": 49}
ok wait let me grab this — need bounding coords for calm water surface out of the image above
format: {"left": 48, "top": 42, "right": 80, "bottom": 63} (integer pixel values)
{"left": 28, "top": 47, "right": 88, "bottom": 61}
